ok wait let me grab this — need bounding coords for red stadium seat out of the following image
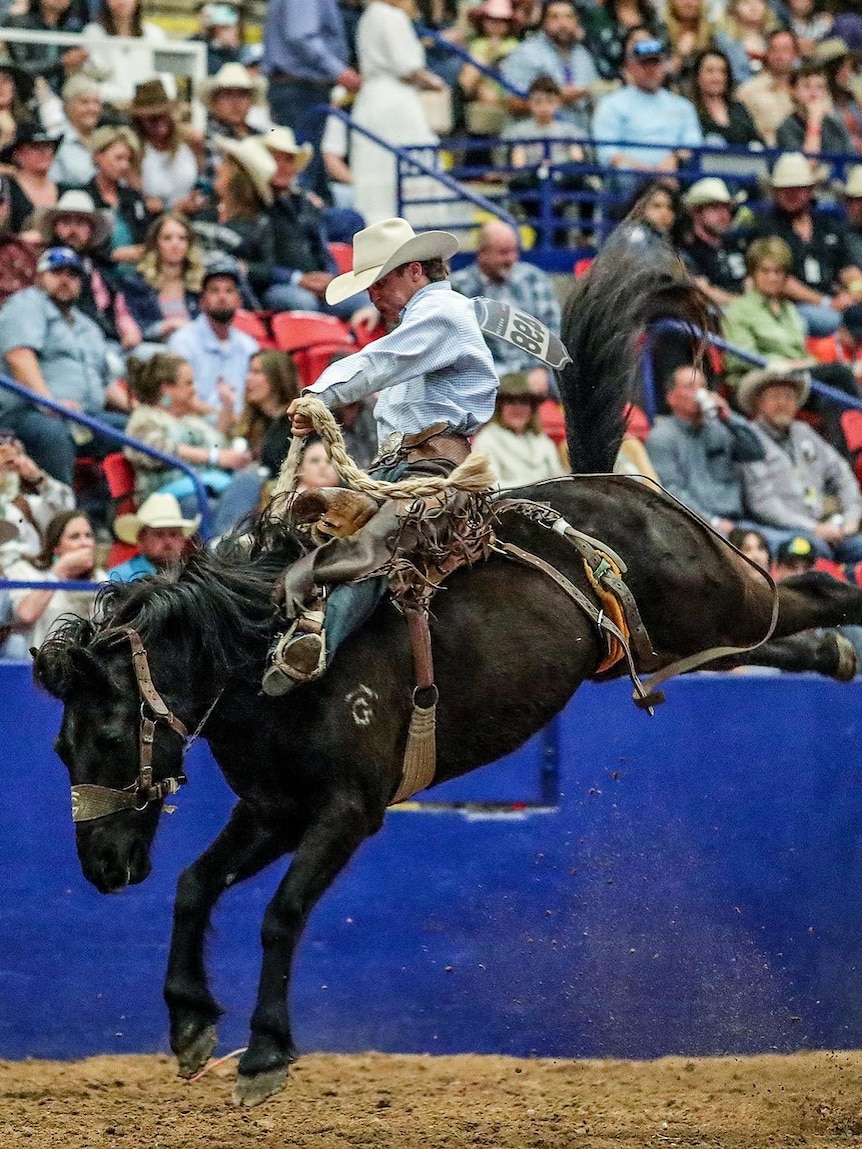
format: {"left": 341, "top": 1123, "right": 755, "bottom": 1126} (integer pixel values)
{"left": 328, "top": 242, "right": 353, "bottom": 274}
{"left": 102, "top": 452, "right": 139, "bottom": 568}
{"left": 270, "top": 310, "right": 355, "bottom": 387}
{"left": 233, "top": 309, "right": 277, "bottom": 349}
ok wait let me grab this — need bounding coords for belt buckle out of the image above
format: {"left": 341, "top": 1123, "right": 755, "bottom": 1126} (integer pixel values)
{"left": 375, "top": 431, "right": 404, "bottom": 467}
{"left": 380, "top": 431, "right": 404, "bottom": 455}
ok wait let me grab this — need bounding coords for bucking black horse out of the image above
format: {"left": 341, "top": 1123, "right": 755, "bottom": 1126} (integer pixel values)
{"left": 34, "top": 236, "right": 862, "bottom": 1105}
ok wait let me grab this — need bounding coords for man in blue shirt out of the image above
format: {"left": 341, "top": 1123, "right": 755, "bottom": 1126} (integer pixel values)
{"left": 501, "top": 0, "right": 599, "bottom": 133}
{"left": 0, "top": 247, "right": 124, "bottom": 484}
{"left": 109, "top": 492, "right": 200, "bottom": 582}
{"left": 592, "top": 29, "right": 703, "bottom": 197}
{"left": 262, "top": 0, "right": 362, "bottom": 198}
{"left": 166, "top": 258, "right": 259, "bottom": 415}
{"left": 262, "top": 217, "right": 499, "bottom": 694}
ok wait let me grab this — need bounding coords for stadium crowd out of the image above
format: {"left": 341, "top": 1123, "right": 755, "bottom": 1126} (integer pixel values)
{"left": 0, "top": 0, "right": 859, "bottom": 657}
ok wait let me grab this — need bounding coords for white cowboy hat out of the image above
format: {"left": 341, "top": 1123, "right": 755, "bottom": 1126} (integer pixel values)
{"left": 770, "top": 152, "right": 820, "bottom": 189}
{"left": 260, "top": 125, "right": 313, "bottom": 174}
{"left": 682, "top": 177, "right": 745, "bottom": 209}
{"left": 736, "top": 359, "right": 813, "bottom": 416}
{"left": 325, "top": 218, "right": 460, "bottom": 306}
{"left": 32, "top": 189, "right": 112, "bottom": 249}
{"left": 845, "top": 164, "right": 862, "bottom": 199}
{"left": 216, "top": 135, "right": 276, "bottom": 206}
{"left": 114, "top": 492, "right": 201, "bottom": 545}
{"left": 199, "top": 61, "right": 266, "bottom": 105}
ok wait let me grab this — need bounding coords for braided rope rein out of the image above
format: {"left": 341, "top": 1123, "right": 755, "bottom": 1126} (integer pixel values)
{"left": 269, "top": 395, "right": 495, "bottom": 505}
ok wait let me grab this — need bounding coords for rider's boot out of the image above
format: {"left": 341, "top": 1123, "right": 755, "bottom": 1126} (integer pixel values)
{"left": 262, "top": 606, "right": 327, "bottom": 696}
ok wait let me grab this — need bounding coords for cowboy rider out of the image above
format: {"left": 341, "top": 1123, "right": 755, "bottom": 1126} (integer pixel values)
{"left": 262, "top": 217, "right": 499, "bottom": 695}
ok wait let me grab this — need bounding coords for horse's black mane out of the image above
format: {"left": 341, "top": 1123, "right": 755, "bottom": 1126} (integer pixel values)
{"left": 38, "top": 520, "right": 305, "bottom": 684}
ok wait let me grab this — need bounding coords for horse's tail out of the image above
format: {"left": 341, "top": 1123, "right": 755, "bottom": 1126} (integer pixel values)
{"left": 559, "top": 228, "right": 713, "bottom": 474}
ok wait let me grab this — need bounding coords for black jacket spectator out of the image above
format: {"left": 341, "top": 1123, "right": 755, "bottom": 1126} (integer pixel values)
{"left": 269, "top": 189, "right": 336, "bottom": 280}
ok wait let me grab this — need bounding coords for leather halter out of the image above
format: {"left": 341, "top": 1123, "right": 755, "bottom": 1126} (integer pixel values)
{"left": 71, "top": 626, "right": 202, "bottom": 824}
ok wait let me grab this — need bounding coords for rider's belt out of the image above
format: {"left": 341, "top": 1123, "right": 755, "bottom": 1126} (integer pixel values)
{"left": 376, "top": 423, "right": 471, "bottom": 468}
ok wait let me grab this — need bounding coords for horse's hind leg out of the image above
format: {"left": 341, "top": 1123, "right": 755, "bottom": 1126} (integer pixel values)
{"left": 164, "top": 800, "right": 296, "bottom": 1078}
{"left": 234, "top": 788, "right": 383, "bottom": 1107}
{"left": 715, "top": 630, "right": 858, "bottom": 680}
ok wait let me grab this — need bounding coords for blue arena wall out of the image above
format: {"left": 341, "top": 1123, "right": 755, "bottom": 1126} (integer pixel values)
{"left": 3, "top": 662, "right": 862, "bottom": 1063}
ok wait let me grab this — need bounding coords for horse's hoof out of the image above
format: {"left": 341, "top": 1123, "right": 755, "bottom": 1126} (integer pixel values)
{"left": 175, "top": 1024, "right": 219, "bottom": 1079}
{"left": 834, "top": 633, "right": 858, "bottom": 682}
{"left": 232, "top": 1067, "right": 288, "bottom": 1107}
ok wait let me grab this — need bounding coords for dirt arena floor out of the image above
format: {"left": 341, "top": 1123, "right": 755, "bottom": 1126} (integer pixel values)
{"left": 3, "top": 1049, "right": 862, "bottom": 1148}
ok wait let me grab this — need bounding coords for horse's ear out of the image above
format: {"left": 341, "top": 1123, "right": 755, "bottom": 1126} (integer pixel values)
{"left": 33, "top": 644, "right": 111, "bottom": 700}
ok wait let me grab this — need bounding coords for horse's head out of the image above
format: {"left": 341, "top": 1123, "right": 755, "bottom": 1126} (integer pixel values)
{"left": 34, "top": 621, "right": 191, "bottom": 894}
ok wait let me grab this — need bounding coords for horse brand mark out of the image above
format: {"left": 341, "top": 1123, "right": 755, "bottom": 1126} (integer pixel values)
{"left": 346, "top": 685, "right": 378, "bottom": 727}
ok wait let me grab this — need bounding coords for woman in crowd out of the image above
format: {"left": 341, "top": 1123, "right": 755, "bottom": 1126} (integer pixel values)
{"left": 124, "top": 351, "right": 248, "bottom": 496}
{"left": 130, "top": 79, "right": 200, "bottom": 216}
{"left": 122, "top": 212, "right": 204, "bottom": 342}
{"left": 723, "top": 235, "right": 860, "bottom": 442}
{"left": 584, "top": 0, "right": 666, "bottom": 81}
{"left": 665, "top": 0, "right": 714, "bottom": 89}
{"left": 459, "top": 0, "right": 518, "bottom": 142}
{"left": 85, "top": 125, "right": 150, "bottom": 272}
{"left": 690, "top": 47, "right": 762, "bottom": 146}
{"left": 81, "top": 0, "right": 168, "bottom": 111}
{"left": 823, "top": 40, "right": 862, "bottom": 153}
{"left": 472, "top": 372, "right": 565, "bottom": 488}
{"left": 350, "top": 0, "right": 448, "bottom": 224}
{"left": 208, "top": 137, "right": 275, "bottom": 308}
{"left": 728, "top": 525, "right": 771, "bottom": 568}
{"left": 0, "top": 122, "right": 61, "bottom": 235}
{"left": 234, "top": 350, "right": 300, "bottom": 478}
{"left": 46, "top": 75, "right": 101, "bottom": 187}
{"left": 714, "top": 0, "right": 778, "bottom": 84}
{"left": 621, "top": 178, "right": 686, "bottom": 247}
{"left": 294, "top": 438, "right": 341, "bottom": 492}
{"left": 0, "top": 55, "right": 33, "bottom": 154}
{"left": 723, "top": 236, "right": 818, "bottom": 381}
{"left": 6, "top": 509, "right": 106, "bottom": 653}
{"left": 124, "top": 352, "right": 261, "bottom": 533}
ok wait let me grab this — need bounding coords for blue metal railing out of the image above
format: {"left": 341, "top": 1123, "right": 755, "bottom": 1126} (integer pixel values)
{"left": 323, "top": 105, "right": 521, "bottom": 238}
{"left": 642, "top": 319, "right": 862, "bottom": 424}
{"left": 0, "top": 371, "right": 213, "bottom": 539}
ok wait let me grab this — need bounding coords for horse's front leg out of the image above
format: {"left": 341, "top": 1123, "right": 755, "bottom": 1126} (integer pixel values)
{"left": 164, "top": 799, "right": 297, "bottom": 1078}
{"left": 234, "top": 788, "right": 383, "bottom": 1107}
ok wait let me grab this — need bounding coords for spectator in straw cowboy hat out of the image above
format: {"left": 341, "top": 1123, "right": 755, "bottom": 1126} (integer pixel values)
{"left": 32, "top": 188, "right": 141, "bottom": 356}
{"left": 129, "top": 79, "right": 200, "bottom": 217}
{"left": 200, "top": 62, "right": 267, "bottom": 185}
{"left": 261, "top": 125, "right": 368, "bottom": 320}
{"left": 262, "top": 216, "right": 498, "bottom": 695}
{"left": 472, "top": 371, "right": 566, "bottom": 488}
{"left": 200, "top": 135, "right": 276, "bottom": 308}
{"left": 743, "top": 151, "right": 862, "bottom": 338}
{"left": 678, "top": 176, "right": 748, "bottom": 309}
{"left": 109, "top": 491, "right": 200, "bottom": 582}
{"left": 738, "top": 360, "right": 862, "bottom": 561}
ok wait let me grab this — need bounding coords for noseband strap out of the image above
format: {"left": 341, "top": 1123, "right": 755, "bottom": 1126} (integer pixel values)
{"left": 71, "top": 626, "right": 202, "bottom": 823}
